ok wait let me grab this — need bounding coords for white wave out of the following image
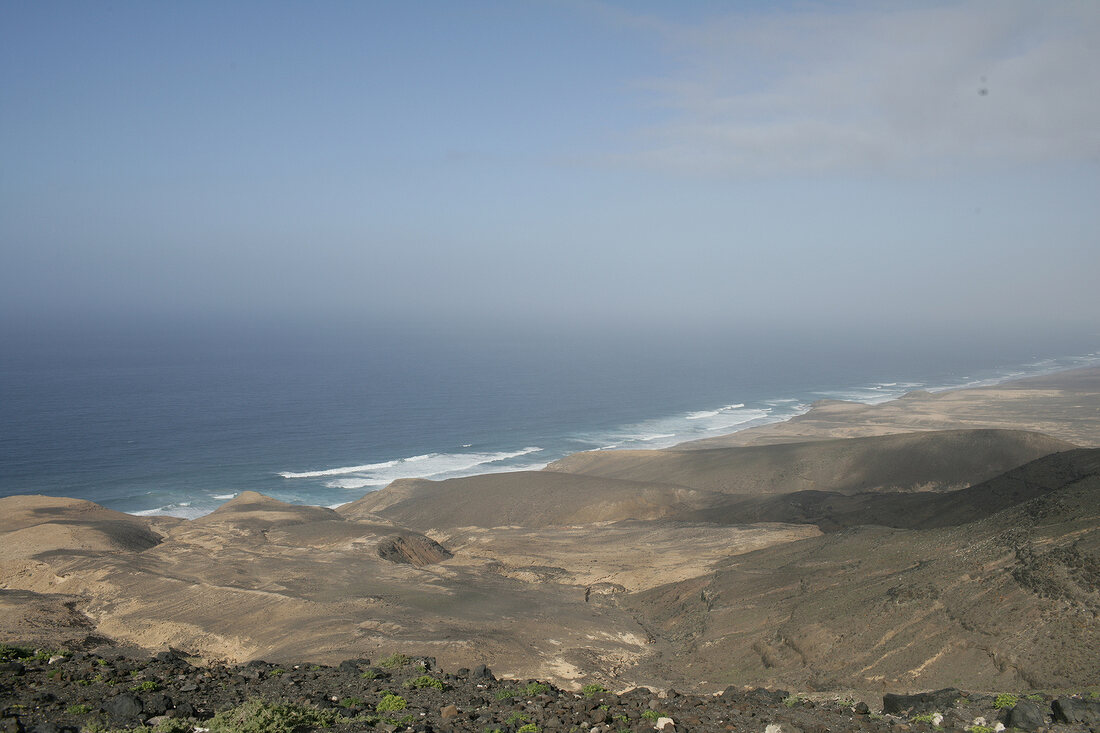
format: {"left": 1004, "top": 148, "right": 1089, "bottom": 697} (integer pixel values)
{"left": 293, "top": 447, "right": 543, "bottom": 490}
{"left": 706, "top": 408, "right": 773, "bottom": 431}
{"left": 279, "top": 459, "right": 399, "bottom": 479}
{"left": 130, "top": 504, "right": 208, "bottom": 520}
{"left": 330, "top": 457, "right": 554, "bottom": 490}
{"left": 614, "top": 432, "right": 677, "bottom": 442}
{"left": 686, "top": 403, "right": 745, "bottom": 419}
{"left": 211, "top": 493, "right": 236, "bottom": 500}
{"left": 325, "top": 477, "right": 389, "bottom": 490}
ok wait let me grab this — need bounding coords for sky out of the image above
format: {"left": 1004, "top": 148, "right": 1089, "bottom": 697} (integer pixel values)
{"left": 2, "top": 0, "right": 1099, "bottom": 337}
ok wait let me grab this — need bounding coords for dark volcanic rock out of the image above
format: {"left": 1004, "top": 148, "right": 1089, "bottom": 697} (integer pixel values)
{"left": 882, "top": 688, "right": 961, "bottom": 716}
{"left": 1053, "top": 697, "right": 1100, "bottom": 725}
{"left": 1007, "top": 700, "right": 1047, "bottom": 731}
{"left": 103, "top": 693, "right": 142, "bottom": 720}
{"left": 4, "top": 645, "right": 1099, "bottom": 733}
{"left": 376, "top": 533, "right": 453, "bottom": 566}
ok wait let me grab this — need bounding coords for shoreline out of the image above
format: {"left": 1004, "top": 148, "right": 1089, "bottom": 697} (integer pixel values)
{"left": 133, "top": 354, "right": 1100, "bottom": 520}
{"left": 668, "top": 362, "right": 1100, "bottom": 450}
{"left": 2, "top": 362, "right": 1098, "bottom": 692}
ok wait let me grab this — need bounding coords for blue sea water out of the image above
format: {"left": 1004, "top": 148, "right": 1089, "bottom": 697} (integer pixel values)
{"left": 2, "top": 318, "right": 1098, "bottom": 518}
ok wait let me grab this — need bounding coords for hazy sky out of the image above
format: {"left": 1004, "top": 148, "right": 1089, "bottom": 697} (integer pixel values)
{"left": 2, "top": 0, "right": 1098, "bottom": 333}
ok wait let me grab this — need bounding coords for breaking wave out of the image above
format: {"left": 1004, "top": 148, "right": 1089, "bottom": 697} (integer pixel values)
{"left": 281, "top": 447, "right": 544, "bottom": 490}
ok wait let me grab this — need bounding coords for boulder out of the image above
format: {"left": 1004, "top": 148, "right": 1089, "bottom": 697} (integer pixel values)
{"left": 1052, "top": 697, "right": 1100, "bottom": 726}
{"left": 376, "top": 534, "right": 453, "bottom": 566}
{"left": 1006, "top": 700, "right": 1045, "bottom": 731}
{"left": 104, "top": 693, "right": 142, "bottom": 720}
{"left": 882, "top": 688, "right": 961, "bottom": 716}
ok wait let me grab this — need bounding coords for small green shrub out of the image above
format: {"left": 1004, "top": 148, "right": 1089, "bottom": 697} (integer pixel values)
{"left": 207, "top": 699, "right": 341, "bottom": 733}
{"left": 967, "top": 726, "right": 994, "bottom": 733}
{"left": 379, "top": 653, "right": 410, "bottom": 668}
{"left": 516, "top": 725, "right": 539, "bottom": 733}
{"left": 911, "top": 713, "right": 936, "bottom": 723}
{"left": 494, "top": 689, "right": 515, "bottom": 700}
{"left": 339, "top": 697, "right": 363, "bottom": 708}
{"left": 582, "top": 683, "right": 607, "bottom": 698}
{"left": 506, "top": 711, "right": 530, "bottom": 725}
{"left": 67, "top": 703, "right": 93, "bottom": 714}
{"left": 993, "top": 693, "right": 1019, "bottom": 709}
{"left": 375, "top": 693, "right": 407, "bottom": 712}
{"left": 150, "top": 720, "right": 201, "bottom": 733}
{"left": 523, "top": 681, "right": 550, "bottom": 696}
{"left": 404, "top": 674, "right": 445, "bottom": 690}
{"left": 783, "top": 694, "right": 801, "bottom": 707}
{"left": 642, "top": 710, "right": 659, "bottom": 721}
{"left": 131, "top": 680, "right": 159, "bottom": 692}
{"left": 0, "top": 644, "right": 32, "bottom": 661}
{"left": 269, "top": 668, "right": 285, "bottom": 676}
{"left": 1026, "top": 693, "right": 1044, "bottom": 702}
{"left": 613, "top": 713, "right": 628, "bottom": 723}
{"left": 360, "top": 669, "right": 380, "bottom": 680}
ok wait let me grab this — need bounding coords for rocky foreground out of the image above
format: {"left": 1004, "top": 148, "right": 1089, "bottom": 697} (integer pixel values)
{"left": 2, "top": 645, "right": 1099, "bottom": 733}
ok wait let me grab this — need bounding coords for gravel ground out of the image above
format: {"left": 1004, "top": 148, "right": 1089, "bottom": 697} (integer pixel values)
{"left": 2, "top": 644, "right": 1098, "bottom": 733}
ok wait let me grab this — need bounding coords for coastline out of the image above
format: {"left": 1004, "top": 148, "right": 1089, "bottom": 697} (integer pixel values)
{"left": 1, "top": 360, "right": 1098, "bottom": 694}
{"left": 668, "top": 363, "right": 1100, "bottom": 451}
{"left": 302, "top": 357, "right": 1100, "bottom": 518}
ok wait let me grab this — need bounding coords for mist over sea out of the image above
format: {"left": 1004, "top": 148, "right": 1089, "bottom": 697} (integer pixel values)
{"left": 2, "top": 318, "right": 1098, "bottom": 518}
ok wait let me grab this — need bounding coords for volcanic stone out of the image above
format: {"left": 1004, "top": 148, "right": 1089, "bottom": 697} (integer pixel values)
{"left": 1006, "top": 700, "right": 1046, "bottom": 731}
{"left": 1052, "top": 697, "right": 1100, "bottom": 725}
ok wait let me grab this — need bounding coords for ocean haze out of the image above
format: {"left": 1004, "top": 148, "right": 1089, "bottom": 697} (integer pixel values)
{"left": 2, "top": 2, "right": 1099, "bottom": 515}
{"left": 1, "top": 1, "right": 1098, "bottom": 331}
{"left": 2, "top": 316, "right": 1097, "bottom": 517}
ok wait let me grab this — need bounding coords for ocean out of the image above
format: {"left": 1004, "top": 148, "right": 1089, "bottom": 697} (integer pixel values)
{"left": 2, "top": 318, "right": 1097, "bottom": 518}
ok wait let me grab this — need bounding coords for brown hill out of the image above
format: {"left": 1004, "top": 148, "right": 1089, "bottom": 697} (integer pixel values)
{"left": 545, "top": 429, "right": 1075, "bottom": 495}
{"left": 623, "top": 448, "right": 1100, "bottom": 691}
{"left": 674, "top": 447, "right": 1100, "bottom": 531}
{"left": 339, "top": 471, "right": 711, "bottom": 529}
{"left": 344, "top": 430, "right": 1072, "bottom": 532}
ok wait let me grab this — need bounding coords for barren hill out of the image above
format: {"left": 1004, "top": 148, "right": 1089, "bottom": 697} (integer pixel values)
{"left": 545, "top": 429, "right": 1074, "bottom": 495}
{"left": 624, "top": 448, "right": 1100, "bottom": 691}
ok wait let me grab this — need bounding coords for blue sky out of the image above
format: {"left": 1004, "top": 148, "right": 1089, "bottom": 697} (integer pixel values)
{"left": 2, "top": 0, "right": 1098, "bottom": 334}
